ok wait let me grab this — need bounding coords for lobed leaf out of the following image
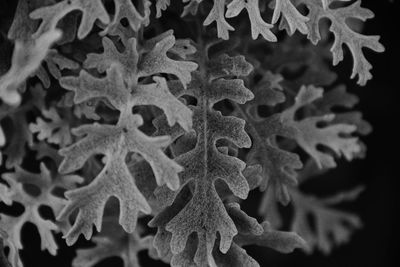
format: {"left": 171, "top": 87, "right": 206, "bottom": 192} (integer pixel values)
{"left": 0, "top": 30, "right": 61, "bottom": 105}
{"left": 150, "top": 44, "right": 258, "bottom": 265}
{"left": 138, "top": 35, "right": 198, "bottom": 88}
{"left": 0, "top": 230, "right": 11, "bottom": 267}
{"left": 57, "top": 113, "right": 182, "bottom": 244}
{"left": 234, "top": 71, "right": 302, "bottom": 204}
{"left": 156, "top": 0, "right": 171, "bottom": 18}
{"left": 236, "top": 221, "right": 307, "bottom": 253}
{"left": 0, "top": 85, "right": 46, "bottom": 169}
{"left": 30, "top": 0, "right": 110, "bottom": 39}
{"left": 30, "top": 107, "right": 72, "bottom": 146}
{"left": 271, "top": 0, "right": 309, "bottom": 35}
{"left": 281, "top": 85, "right": 361, "bottom": 168}
{"left": 204, "top": 0, "right": 234, "bottom": 40}
{"left": 84, "top": 37, "right": 139, "bottom": 81}
{"left": 290, "top": 187, "right": 364, "bottom": 254}
{"left": 287, "top": 0, "right": 385, "bottom": 85}
{"left": 135, "top": 77, "right": 193, "bottom": 132}
{"left": 0, "top": 163, "right": 82, "bottom": 266}
{"left": 226, "top": 0, "right": 277, "bottom": 41}
{"left": 101, "top": 0, "right": 151, "bottom": 35}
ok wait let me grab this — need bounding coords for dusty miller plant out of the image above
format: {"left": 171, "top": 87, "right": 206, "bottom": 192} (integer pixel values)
{"left": 0, "top": 0, "right": 384, "bottom": 266}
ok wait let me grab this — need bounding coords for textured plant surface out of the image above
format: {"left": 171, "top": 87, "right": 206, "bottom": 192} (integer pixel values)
{"left": 0, "top": 0, "right": 384, "bottom": 266}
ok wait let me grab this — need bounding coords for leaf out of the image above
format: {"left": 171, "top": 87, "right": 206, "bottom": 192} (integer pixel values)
{"left": 169, "top": 39, "right": 197, "bottom": 59}
{"left": 150, "top": 190, "right": 263, "bottom": 267}
{"left": 101, "top": 0, "right": 151, "bottom": 35}
{"left": 171, "top": 202, "right": 263, "bottom": 267}
{"left": 290, "top": 186, "right": 364, "bottom": 254}
{"left": 62, "top": 65, "right": 193, "bottom": 131}
{"left": 262, "top": 35, "right": 337, "bottom": 88}
{"left": 271, "top": 0, "right": 309, "bottom": 35}
{"left": 234, "top": 71, "right": 302, "bottom": 204}
{"left": 314, "top": 85, "right": 372, "bottom": 136}
{"left": 84, "top": 36, "right": 139, "bottom": 80}
{"left": 36, "top": 49, "right": 80, "bottom": 89}
{"left": 259, "top": 158, "right": 365, "bottom": 254}
{"left": 31, "top": 140, "right": 64, "bottom": 167}
{"left": 0, "top": 231, "right": 11, "bottom": 267}
{"left": 58, "top": 92, "right": 101, "bottom": 121}
{"left": 138, "top": 35, "right": 198, "bottom": 88}
{"left": 30, "top": 0, "right": 110, "bottom": 39}
{"left": 135, "top": 77, "right": 193, "bottom": 132}
{"left": 1, "top": 108, "right": 32, "bottom": 169}
{"left": 226, "top": 0, "right": 277, "bottom": 41}
{"left": 150, "top": 43, "right": 256, "bottom": 265}
{"left": 165, "top": 109, "right": 251, "bottom": 263}
{"left": 85, "top": 33, "right": 198, "bottom": 89}
{"left": 203, "top": 0, "right": 234, "bottom": 40}
{"left": 156, "top": 0, "right": 171, "bottom": 18}
{"left": 72, "top": 216, "right": 153, "bottom": 267}
{"left": 208, "top": 54, "right": 254, "bottom": 80}
{"left": 149, "top": 186, "right": 192, "bottom": 264}
{"left": 0, "top": 85, "right": 45, "bottom": 169}
{"left": 0, "top": 29, "right": 61, "bottom": 105}
{"left": 0, "top": 230, "right": 18, "bottom": 267}
{"left": 57, "top": 31, "right": 198, "bottom": 244}
{"left": 236, "top": 221, "right": 307, "bottom": 253}
{"left": 152, "top": 188, "right": 304, "bottom": 266}
{"left": 0, "top": 163, "right": 82, "bottom": 266}
{"left": 7, "top": 0, "right": 53, "bottom": 41}
{"left": 58, "top": 46, "right": 192, "bottom": 243}
{"left": 182, "top": 0, "right": 202, "bottom": 17}
{"left": 61, "top": 67, "right": 131, "bottom": 110}
{"left": 56, "top": 115, "right": 181, "bottom": 245}
{"left": 281, "top": 85, "right": 361, "bottom": 168}
{"left": 288, "top": 0, "right": 385, "bottom": 85}
{"left": 8, "top": 0, "right": 77, "bottom": 45}
{"left": 30, "top": 107, "right": 72, "bottom": 146}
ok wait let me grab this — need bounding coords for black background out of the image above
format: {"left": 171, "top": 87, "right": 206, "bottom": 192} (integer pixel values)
{"left": 1, "top": 1, "right": 399, "bottom": 267}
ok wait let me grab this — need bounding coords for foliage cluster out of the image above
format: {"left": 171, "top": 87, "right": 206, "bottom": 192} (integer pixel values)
{"left": 0, "top": 0, "right": 383, "bottom": 266}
